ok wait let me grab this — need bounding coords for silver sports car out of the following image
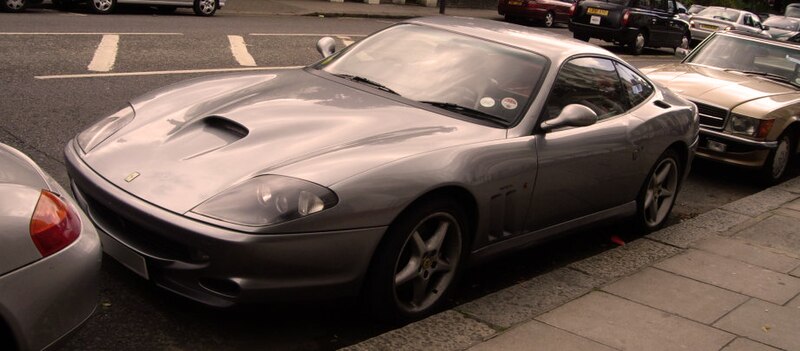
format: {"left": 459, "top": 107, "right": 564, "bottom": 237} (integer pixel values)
{"left": 1, "top": 143, "right": 101, "bottom": 350}
{"left": 65, "top": 17, "right": 698, "bottom": 320}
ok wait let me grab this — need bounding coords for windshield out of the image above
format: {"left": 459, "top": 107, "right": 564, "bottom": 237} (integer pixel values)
{"left": 688, "top": 5, "right": 705, "bottom": 14}
{"left": 697, "top": 7, "right": 741, "bottom": 22}
{"left": 314, "top": 24, "right": 548, "bottom": 125}
{"left": 786, "top": 4, "right": 800, "bottom": 18}
{"left": 765, "top": 17, "right": 800, "bottom": 31}
{"left": 688, "top": 34, "right": 800, "bottom": 86}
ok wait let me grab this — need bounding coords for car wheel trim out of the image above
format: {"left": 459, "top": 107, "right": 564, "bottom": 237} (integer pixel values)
{"left": 770, "top": 136, "right": 791, "bottom": 179}
{"left": 643, "top": 158, "right": 678, "bottom": 227}
{"left": 198, "top": 0, "right": 215, "bottom": 14}
{"left": 5, "top": 0, "right": 24, "bottom": 9}
{"left": 393, "top": 212, "right": 461, "bottom": 314}
{"left": 635, "top": 33, "right": 645, "bottom": 53}
{"left": 92, "top": 0, "right": 111, "bottom": 11}
{"left": 545, "top": 12, "right": 554, "bottom": 27}
{"left": 680, "top": 34, "right": 689, "bottom": 49}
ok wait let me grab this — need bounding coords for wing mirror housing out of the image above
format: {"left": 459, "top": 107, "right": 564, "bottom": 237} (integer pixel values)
{"left": 675, "top": 47, "right": 690, "bottom": 59}
{"left": 540, "top": 104, "right": 598, "bottom": 131}
{"left": 316, "top": 37, "right": 336, "bottom": 58}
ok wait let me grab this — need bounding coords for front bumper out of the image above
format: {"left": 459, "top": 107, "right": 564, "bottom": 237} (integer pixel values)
{"left": 0, "top": 199, "right": 101, "bottom": 351}
{"left": 65, "top": 141, "right": 385, "bottom": 307}
{"left": 695, "top": 128, "right": 776, "bottom": 168}
{"left": 569, "top": 21, "right": 637, "bottom": 44}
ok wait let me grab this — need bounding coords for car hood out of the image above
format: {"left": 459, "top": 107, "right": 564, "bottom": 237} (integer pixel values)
{"left": 81, "top": 70, "right": 504, "bottom": 214}
{"left": 643, "top": 63, "right": 799, "bottom": 109}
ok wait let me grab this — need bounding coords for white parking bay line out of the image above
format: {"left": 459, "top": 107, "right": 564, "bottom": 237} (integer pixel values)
{"left": 88, "top": 35, "right": 119, "bottom": 72}
{"left": 35, "top": 66, "right": 303, "bottom": 80}
{"left": 249, "top": 33, "right": 367, "bottom": 37}
{"left": 0, "top": 32, "right": 182, "bottom": 35}
{"left": 336, "top": 36, "right": 354, "bottom": 47}
{"left": 227, "top": 35, "right": 257, "bottom": 67}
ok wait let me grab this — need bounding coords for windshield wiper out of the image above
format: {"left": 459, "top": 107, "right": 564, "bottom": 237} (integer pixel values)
{"left": 420, "top": 101, "right": 509, "bottom": 126}
{"left": 724, "top": 69, "right": 800, "bottom": 87}
{"left": 334, "top": 74, "right": 400, "bottom": 95}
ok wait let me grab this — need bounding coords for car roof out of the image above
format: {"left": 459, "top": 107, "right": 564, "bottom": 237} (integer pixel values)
{"left": 403, "top": 16, "right": 617, "bottom": 63}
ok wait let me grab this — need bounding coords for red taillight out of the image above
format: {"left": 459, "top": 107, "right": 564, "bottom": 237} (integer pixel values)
{"left": 29, "top": 191, "right": 81, "bottom": 257}
{"left": 569, "top": 3, "right": 576, "bottom": 16}
{"left": 621, "top": 9, "right": 630, "bottom": 27}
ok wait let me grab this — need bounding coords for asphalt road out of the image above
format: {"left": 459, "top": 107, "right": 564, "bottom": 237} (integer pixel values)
{"left": 0, "top": 10, "right": 783, "bottom": 351}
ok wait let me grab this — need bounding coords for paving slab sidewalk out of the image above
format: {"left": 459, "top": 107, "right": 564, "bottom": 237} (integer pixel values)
{"left": 344, "top": 176, "right": 800, "bottom": 351}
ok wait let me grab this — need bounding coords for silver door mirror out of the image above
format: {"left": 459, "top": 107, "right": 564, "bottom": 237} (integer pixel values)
{"left": 675, "top": 47, "right": 690, "bottom": 59}
{"left": 316, "top": 37, "right": 336, "bottom": 58}
{"left": 540, "top": 104, "right": 598, "bottom": 131}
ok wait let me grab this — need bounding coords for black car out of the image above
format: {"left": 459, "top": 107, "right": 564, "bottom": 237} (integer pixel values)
{"left": 569, "top": 0, "right": 690, "bottom": 55}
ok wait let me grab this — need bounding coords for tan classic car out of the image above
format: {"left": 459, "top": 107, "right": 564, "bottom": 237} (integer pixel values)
{"left": 643, "top": 31, "right": 800, "bottom": 183}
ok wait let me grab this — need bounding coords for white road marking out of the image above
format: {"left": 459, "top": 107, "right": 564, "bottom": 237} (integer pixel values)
{"left": 227, "top": 35, "right": 257, "bottom": 67}
{"left": 87, "top": 34, "right": 119, "bottom": 72}
{"left": 0, "top": 32, "right": 182, "bottom": 35}
{"left": 249, "top": 33, "right": 367, "bottom": 37}
{"left": 336, "top": 35, "right": 354, "bottom": 47}
{"left": 35, "top": 66, "right": 303, "bottom": 80}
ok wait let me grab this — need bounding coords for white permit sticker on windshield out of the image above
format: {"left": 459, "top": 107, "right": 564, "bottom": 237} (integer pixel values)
{"left": 501, "top": 97, "right": 518, "bottom": 110}
{"left": 480, "top": 97, "right": 496, "bottom": 108}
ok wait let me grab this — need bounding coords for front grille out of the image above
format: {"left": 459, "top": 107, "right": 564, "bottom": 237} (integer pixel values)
{"left": 75, "top": 184, "right": 197, "bottom": 263}
{"left": 691, "top": 101, "right": 727, "bottom": 129}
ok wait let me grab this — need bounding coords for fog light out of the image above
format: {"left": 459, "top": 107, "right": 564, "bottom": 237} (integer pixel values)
{"left": 708, "top": 140, "right": 727, "bottom": 152}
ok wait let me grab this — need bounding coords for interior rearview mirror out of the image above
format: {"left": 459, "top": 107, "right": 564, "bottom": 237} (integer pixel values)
{"left": 316, "top": 37, "right": 336, "bottom": 58}
{"left": 540, "top": 104, "right": 598, "bottom": 131}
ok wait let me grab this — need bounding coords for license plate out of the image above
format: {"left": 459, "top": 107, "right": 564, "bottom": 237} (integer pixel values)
{"left": 508, "top": 0, "right": 523, "bottom": 5}
{"left": 99, "top": 231, "right": 149, "bottom": 280}
{"left": 590, "top": 15, "right": 601, "bottom": 25}
{"left": 700, "top": 24, "right": 717, "bottom": 30}
{"left": 587, "top": 7, "right": 609, "bottom": 16}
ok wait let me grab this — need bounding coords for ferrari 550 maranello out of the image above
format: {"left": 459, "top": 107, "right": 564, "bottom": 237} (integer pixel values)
{"left": 65, "top": 17, "right": 698, "bottom": 320}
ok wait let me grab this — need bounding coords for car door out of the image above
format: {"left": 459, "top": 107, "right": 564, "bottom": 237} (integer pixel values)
{"left": 525, "top": 57, "right": 645, "bottom": 231}
{"left": 650, "top": 0, "right": 678, "bottom": 46}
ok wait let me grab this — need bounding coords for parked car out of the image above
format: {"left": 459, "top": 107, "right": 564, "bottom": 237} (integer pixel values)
{"left": 689, "top": 6, "right": 771, "bottom": 43}
{"left": 0, "top": 0, "right": 40, "bottom": 12}
{"left": 0, "top": 143, "right": 101, "bottom": 351}
{"left": 66, "top": 16, "right": 697, "bottom": 321}
{"left": 569, "top": 0, "right": 691, "bottom": 55}
{"left": 498, "top": 0, "right": 576, "bottom": 28}
{"left": 687, "top": 4, "right": 705, "bottom": 14}
{"left": 53, "top": 0, "right": 223, "bottom": 15}
{"left": 764, "top": 15, "right": 800, "bottom": 40}
{"left": 645, "top": 32, "right": 800, "bottom": 183}
{"left": 786, "top": 2, "right": 800, "bottom": 18}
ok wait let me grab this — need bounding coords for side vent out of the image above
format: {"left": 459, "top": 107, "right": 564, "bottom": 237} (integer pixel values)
{"left": 488, "top": 188, "right": 519, "bottom": 241}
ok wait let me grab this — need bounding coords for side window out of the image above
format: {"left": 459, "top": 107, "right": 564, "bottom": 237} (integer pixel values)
{"left": 743, "top": 14, "right": 754, "bottom": 27}
{"left": 543, "top": 57, "right": 630, "bottom": 122}
{"left": 637, "top": 0, "right": 652, "bottom": 9}
{"left": 652, "top": 0, "right": 669, "bottom": 12}
{"left": 615, "top": 62, "right": 654, "bottom": 107}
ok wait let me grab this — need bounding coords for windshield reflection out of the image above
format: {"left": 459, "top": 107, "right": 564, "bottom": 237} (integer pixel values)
{"left": 688, "top": 35, "right": 800, "bottom": 86}
{"left": 313, "top": 24, "right": 548, "bottom": 125}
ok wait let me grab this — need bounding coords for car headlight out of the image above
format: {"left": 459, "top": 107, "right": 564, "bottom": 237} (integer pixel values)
{"left": 77, "top": 105, "right": 135, "bottom": 153}
{"left": 191, "top": 175, "right": 338, "bottom": 227}
{"left": 725, "top": 114, "right": 774, "bottom": 138}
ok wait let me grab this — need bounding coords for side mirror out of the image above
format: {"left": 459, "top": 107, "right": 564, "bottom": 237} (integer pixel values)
{"left": 676, "top": 7, "right": 686, "bottom": 14}
{"left": 675, "top": 47, "right": 690, "bottom": 59}
{"left": 540, "top": 104, "right": 598, "bottom": 131}
{"left": 316, "top": 37, "right": 336, "bottom": 58}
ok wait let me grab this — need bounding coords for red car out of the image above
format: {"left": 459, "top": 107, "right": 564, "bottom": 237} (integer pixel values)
{"left": 498, "top": 0, "right": 576, "bottom": 28}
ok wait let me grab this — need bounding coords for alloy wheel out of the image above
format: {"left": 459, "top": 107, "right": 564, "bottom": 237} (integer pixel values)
{"left": 634, "top": 33, "right": 645, "bottom": 54}
{"left": 770, "top": 136, "right": 791, "bottom": 180}
{"left": 4, "top": 0, "right": 24, "bottom": 10}
{"left": 643, "top": 157, "right": 678, "bottom": 227}
{"left": 544, "top": 12, "right": 554, "bottom": 27}
{"left": 393, "top": 212, "right": 462, "bottom": 314}
{"left": 679, "top": 34, "right": 690, "bottom": 50}
{"left": 92, "top": 0, "right": 112, "bottom": 12}
{"left": 197, "top": 0, "right": 215, "bottom": 15}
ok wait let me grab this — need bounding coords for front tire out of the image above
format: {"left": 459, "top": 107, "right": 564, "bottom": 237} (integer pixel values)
{"left": 761, "top": 133, "right": 795, "bottom": 185}
{"left": 636, "top": 149, "right": 681, "bottom": 231}
{"left": 193, "top": 0, "right": 216, "bottom": 16}
{"left": 364, "top": 197, "right": 469, "bottom": 322}
{"left": 1, "top": 0, "right": 26, "bottom": 12}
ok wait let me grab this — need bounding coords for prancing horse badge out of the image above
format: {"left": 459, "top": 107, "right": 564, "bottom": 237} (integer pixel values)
{"left": 125, "top": 172, "right": 141, "bottom": 183}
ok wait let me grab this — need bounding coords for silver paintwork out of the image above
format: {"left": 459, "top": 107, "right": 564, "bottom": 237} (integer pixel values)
{"left": 66, "top": 17, "right": 698, "bottom": 306}
{"left": 0, "top": 143, "right": 101, "bottom": 351}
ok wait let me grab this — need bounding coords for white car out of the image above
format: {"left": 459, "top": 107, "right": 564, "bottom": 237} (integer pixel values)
{"left": 0, "top": 143, "right": 101, "bottom": 350}
{"left": 689, "top": 6, "right": 771, "bottom": 43}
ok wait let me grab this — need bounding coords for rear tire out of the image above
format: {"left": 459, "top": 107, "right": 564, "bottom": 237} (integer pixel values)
{"left": 542, "top": 11, "right": 555, "bottom": 28}
{"left": 630, "top": 31, "right": 646, "bottom": 55}
{"left": 1, "top": 0, "right": 27, "bottom": 12}
{"left": 364, "top": 197, "right": 469, "bottom": 323}
{"left": 89, "top": 0, "right": 115, "bottom": 14}
{"left": 635, "top": 149, "right": 681, "bottom": 232}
